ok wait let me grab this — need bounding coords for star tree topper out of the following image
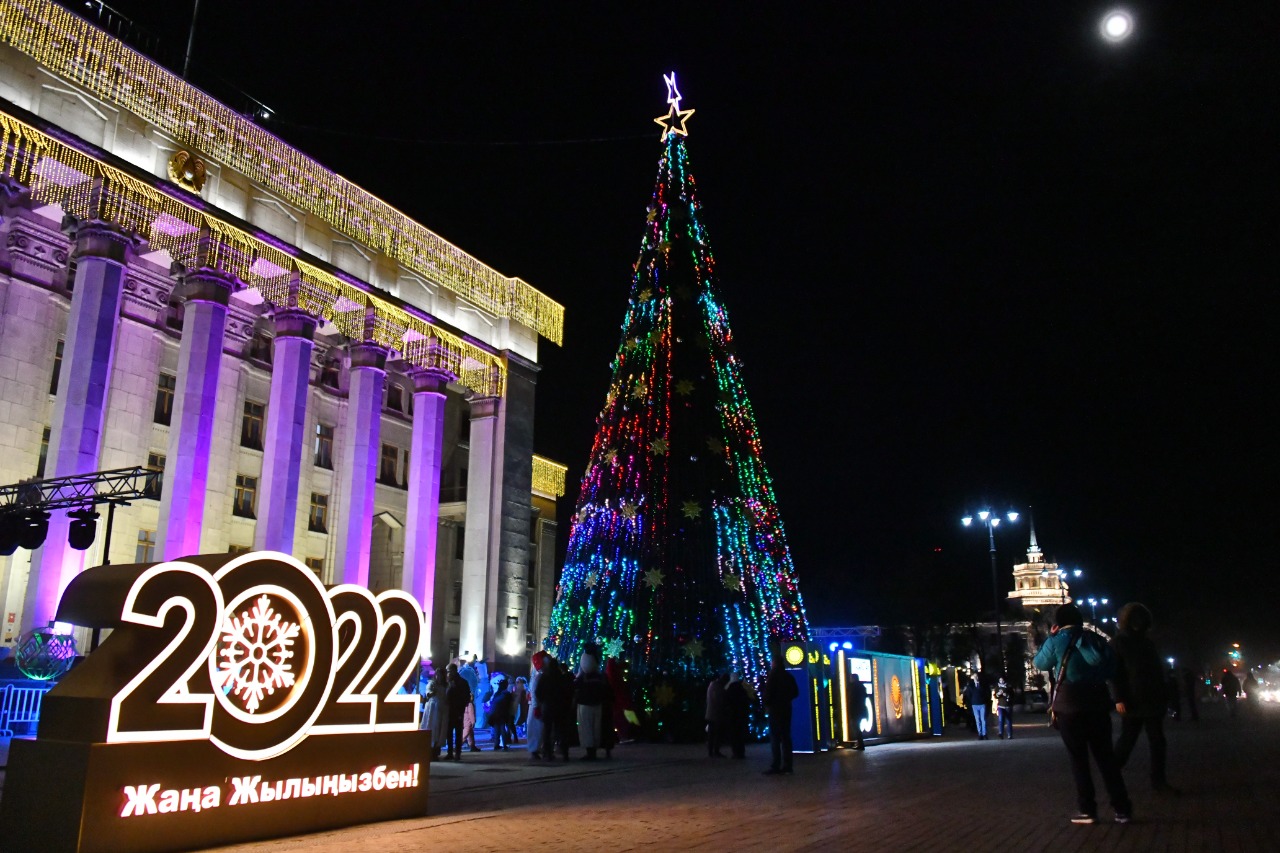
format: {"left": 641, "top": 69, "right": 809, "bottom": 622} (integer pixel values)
{"left": 654, "top": 71, "right": 696, "bottom": 141}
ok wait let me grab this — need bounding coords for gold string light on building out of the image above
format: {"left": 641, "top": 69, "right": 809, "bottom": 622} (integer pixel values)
{"left": 0, "top": 109, "right": 506, "bottom": 397}
{"left": 0, "top": 0, "right": 563, "bottom": 345}
{"left": 531, "top": 455, "right": 568, "bottom": 498}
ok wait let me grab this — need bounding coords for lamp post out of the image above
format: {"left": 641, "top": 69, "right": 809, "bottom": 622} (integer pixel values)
{"left": 962, "top": 509, "right": 1019, "bottom": 674}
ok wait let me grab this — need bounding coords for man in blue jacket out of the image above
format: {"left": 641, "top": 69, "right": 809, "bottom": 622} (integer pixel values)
{"left": 1034, "top": 603, "right": 1132, "bottom": 825}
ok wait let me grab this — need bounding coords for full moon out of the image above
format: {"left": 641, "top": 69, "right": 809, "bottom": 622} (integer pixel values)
{"left": 1101, "top": 10, "right": 1134, "bottom": 42}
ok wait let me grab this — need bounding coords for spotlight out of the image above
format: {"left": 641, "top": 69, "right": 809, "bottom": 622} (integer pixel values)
{"left": 67, "top": 507, "right": 100, "bottom": 551}
{"left": 18, "top": 510, "right": 50, "bottom": 550}
{"left": 0, "top": 509, "right": 21, "bottom": 556}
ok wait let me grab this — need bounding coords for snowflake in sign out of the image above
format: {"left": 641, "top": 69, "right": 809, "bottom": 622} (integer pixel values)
{"left": 213, "top": 594, "right": 300, "bottom": 713}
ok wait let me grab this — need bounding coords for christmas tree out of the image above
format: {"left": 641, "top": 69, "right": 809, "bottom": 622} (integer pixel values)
{"left": 546, "top": 74, "right": 808, "bottom": 725}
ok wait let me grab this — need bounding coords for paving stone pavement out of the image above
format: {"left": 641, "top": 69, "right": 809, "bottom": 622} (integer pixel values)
{"left": 2, "top": 701, "right": 1276, "bottom": 851}
{"left": 191, "top": 701, "right": 1279, "bottom": 853}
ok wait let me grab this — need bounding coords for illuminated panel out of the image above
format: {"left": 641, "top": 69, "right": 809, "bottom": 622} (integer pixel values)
{"left": 0, "top": 0, "right": 564, "bottom": 345}
{"left": 873, "top": 658, "right": 881, "bottom": 736}
{"left": 531, "top": 455, "right": 567, "bottom": 497}
{"left": 913, "top": 663, "right": 924, "bottom": 734}
{"left": 837, "top": 649, "right": 849, "bottom": 743}
{"left": 0, "top": 109, "right": 505, "bottom": 397}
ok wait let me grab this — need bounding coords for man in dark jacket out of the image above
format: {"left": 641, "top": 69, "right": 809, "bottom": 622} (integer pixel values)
{"left": 1111, "top": 602, "right": 1175, "bottom": 792}
{"left": 444, "top": 665, "right": 472, "bottom": 761}
{"left": 762, "top": 657, "right": 799, "bottom": 775}
{"left": 1034, "top": 603, "right": 1132, "bottom": 825}
{"left": 849, "top": 673, "right": 868, "bottom": 750}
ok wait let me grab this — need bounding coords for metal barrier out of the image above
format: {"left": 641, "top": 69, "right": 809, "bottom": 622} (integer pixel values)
{"left": 0, "top": 683, "right": 53, "bottom": 737}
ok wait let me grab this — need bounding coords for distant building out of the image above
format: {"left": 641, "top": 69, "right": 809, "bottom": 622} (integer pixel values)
{"left": 1007, "top": 522, "right": 1072, "bottom": 611}
{"left": 0, "top": 0, "right": 565, "bottom": 671}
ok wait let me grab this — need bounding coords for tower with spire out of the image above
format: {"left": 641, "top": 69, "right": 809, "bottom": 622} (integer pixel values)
{"left": 1007, "top": 515, "right": 1072, "bottom": 610}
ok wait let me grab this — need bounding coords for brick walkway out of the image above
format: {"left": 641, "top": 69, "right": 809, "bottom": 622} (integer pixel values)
{"left": 3, "top": 700, "right": 1276, "bottom": 851}
{"left": 192, "top": 700, "right": 1279, "bottom": 853}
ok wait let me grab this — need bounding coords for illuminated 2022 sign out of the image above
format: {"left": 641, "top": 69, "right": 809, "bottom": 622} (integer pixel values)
{"left": 0, "top": 551, "right": 434, "bottom": 853}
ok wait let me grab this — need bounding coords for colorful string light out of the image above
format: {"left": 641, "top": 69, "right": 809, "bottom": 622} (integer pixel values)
{"left": 546, "top": 81, "right": 808, "bottom": 713}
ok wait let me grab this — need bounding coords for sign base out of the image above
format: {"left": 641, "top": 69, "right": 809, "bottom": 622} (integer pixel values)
{"left": 0, "top": 731, "right": 432, "bottom": 853}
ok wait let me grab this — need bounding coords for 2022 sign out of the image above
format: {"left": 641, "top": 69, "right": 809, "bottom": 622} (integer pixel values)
{"left": 0, "top": 551, "right": 434, "bottom": 853}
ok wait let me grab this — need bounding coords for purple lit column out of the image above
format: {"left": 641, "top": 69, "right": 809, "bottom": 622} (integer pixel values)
{"left": 23, "top": 220, "right": 137, "bottom": 632}
{"left": 458, "top": 395, "right": 498, "bottom": 661}
{"left": 334, "top": 342, "right": 386, "bottom": 586}
{"left": 156, "top": 268, "right": 234, "bottom": 559}
{"left": 402, "top": 368, "right": 451, "bottom": 653}
{"left": 252, "top": 309, "right": 316, "bottom": 554}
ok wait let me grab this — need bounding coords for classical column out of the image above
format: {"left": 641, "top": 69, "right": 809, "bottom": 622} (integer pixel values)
{"left": 23, "top": 219, "right": 138, "bottom": 632}
{"left": 457, "top": 395, "right": 498, "bottom": 661}
{"left": 402, "top": 368, "right": 451, "bottom": 653}
{"left": 252, "top": 309, "right": 316, "bottom": 554}
{"left": 156, "top": 268, "right": 234, "bottom": 559}
{"left": 334, "top": 342, "right": 386, "bottom": 586}
{"left": 490, "top": 354, "right": 538, "bottom": 667}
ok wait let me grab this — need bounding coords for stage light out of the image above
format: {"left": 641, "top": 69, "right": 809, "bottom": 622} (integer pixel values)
{"left": 18, "top": 510, "right": 49, "bottom": 550}
{"left": 67, "top": 507, "right": 99, "bottom": 550}
{"left": 0, "top": 509, "right": 21, "bottom": 556}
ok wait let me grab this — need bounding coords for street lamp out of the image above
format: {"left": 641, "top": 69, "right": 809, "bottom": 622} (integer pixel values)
{"left": 962, "top": 508, "right": 1019, "bottom": 674}
{"left": 1100, "top": 9, "right": 1134, "bottom": 43}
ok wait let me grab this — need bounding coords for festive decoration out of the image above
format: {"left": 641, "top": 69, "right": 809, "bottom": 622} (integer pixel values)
{"left": 602, "top": 637, "right": 625, "bottom": 658}
{"left": 546, "top": 75, "right": 809, "bottom": 725}
{"left": 213, "top": 595, "right": 300, "bottom": 714}
{"left": 14, "top": 628, "right": 77, "bottom": 681}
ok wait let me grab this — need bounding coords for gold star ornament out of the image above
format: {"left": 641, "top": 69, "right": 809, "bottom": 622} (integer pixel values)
{"left": 586, "top": 571, "right": 600, "bottom": 588}
{"left": 649, "top": 438, "right": 669, "bottom": 456}
{"left": 675, "top": 379, "right": 695, "bottom": 396}
{"left": 681, "top": 500, "right": 702, "bottom": 519}
{"left": 621, "top": 503, "right": 637, "bottom": 520}
{"left": 643, "top": 569, "right": 665, "bottom": 588}
{"left": 722, "top": 572, "right": 741, "bottom": 592}
{"left": 683, "top": 638, "right": 704, "bottom": 659}
{"left": 654, "top": 683, "right": 676, "bottom": 707}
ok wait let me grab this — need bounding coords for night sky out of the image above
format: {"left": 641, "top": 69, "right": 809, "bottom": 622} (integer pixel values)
{"left": 97, "top": 2, "right": 1277, "bottom": 664}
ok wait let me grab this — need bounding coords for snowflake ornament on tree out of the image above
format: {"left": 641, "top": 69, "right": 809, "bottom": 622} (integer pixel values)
{"left": 213, "top": 594, "right": 300, "bottom": 713}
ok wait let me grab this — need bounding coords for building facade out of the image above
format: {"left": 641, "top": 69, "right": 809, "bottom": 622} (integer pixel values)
{"left": 0, "top": 0, "right": 565, "bottom": 672}
{"left": 1007, "top": 524, "right": 1073, "bottom": 612}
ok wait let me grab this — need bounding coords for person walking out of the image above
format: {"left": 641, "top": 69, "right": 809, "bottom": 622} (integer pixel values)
{"left": 489, "top": 678, "right": 513, "bottom": 750}
{"left": 511, "top": 676, "right": 529, "bottom": 742}
{"left": 762, "top": 657, "right": 798, "bottom": 775}
{"left": 444, "top": 665, "right": 471, "bottom": 761}
{"left": 963, "top": 676, "right": 990, "bottom": 740}
{"left": 1034, "top": 603, "right": 1132, "bottom": 825}
{"left": 532, "top": 652, "right": 561, "bottom": 761}
{"left": 994, "top": 677, "right": 1014, "bottom": 740}
{"left": 706, "top": 673, "right": 728, "bottom": 757}
{"left": 421, "top": 669, "right": 448, "bottom": 761}
{"left": 1110, "top": 602, "right": 1175, "bottom": 793}
{"left": 848, "top": 673, "right": 868, "bottom": 750}
{"left": 725, "top": 672, "right": 750, "bottom": 759}
{"left": 1219, "top": 669, "right": 1241, "bottom": 718}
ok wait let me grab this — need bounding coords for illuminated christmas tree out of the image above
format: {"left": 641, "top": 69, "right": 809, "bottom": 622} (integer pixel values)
{"left": 546, "top": 75, "right": 808, "bottom": 723}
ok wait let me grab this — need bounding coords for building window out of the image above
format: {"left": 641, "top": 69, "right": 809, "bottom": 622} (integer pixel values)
{"left": 319, "top": 359, "right": 341, "bottom": 389}
{"left": 314, "top": 423, "right": 334, "bottom": 469}
{"left": 246, "top": 332, "right": 272, "bottom": 364}
{"left": 136, "top": 529, "right": 156, "bottom": 563}
{"left": 233, "top": 474, "right": 258, "bottom": 518}
{"left": 36, "top": 427, "right": 50, "bottom": 478}
{"left": 49, "top": 340, "right": 64, "bottom": 396}
{"left": 379, "top": 443, "right": 401, "bottom": 487}
{"left": 308, "top": 493, "right": 329, "bottom": 533}
{"left": 241, "top": 401, "right": 265, "bottom": 450}
{"left": 386, "top": 382, "right": 404, "bottom": 413}
{"left": 451, "top": 581, "right": 463, "bottom": 616}
{"left": 304, "top": 557, "right": 324, "bottom": 577}
{"left": 144, "top": 453, "right": 165, "bottom": 499}
{"left": 228, "top": 544, "right": 251, "bottom": 556}
{"left": 154, "top": 372, "right": 176, "bottom": 425}
{"left": 455, "top": 528, "right": 465, "bottom": 560}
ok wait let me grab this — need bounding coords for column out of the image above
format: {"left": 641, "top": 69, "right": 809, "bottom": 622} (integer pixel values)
{"left": 457, "top": 395, "right": 498, "bottom": 661}
{"left": 156, "top": 268, "right": 234, "bottom": 559}
{"left": 334, "top": 342, "right": 386, "bottom": 586}
{"left": 23, "top": 220, "right": 137, "bottom": 633}
{"left": 402, "top": 368, "right": 451, "bottom": 653}
{"left": 252, "top": 309, "right": 316, "bottom": 554}
{"left": 490, "top": 354, "right": 538, "bottom": 666}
